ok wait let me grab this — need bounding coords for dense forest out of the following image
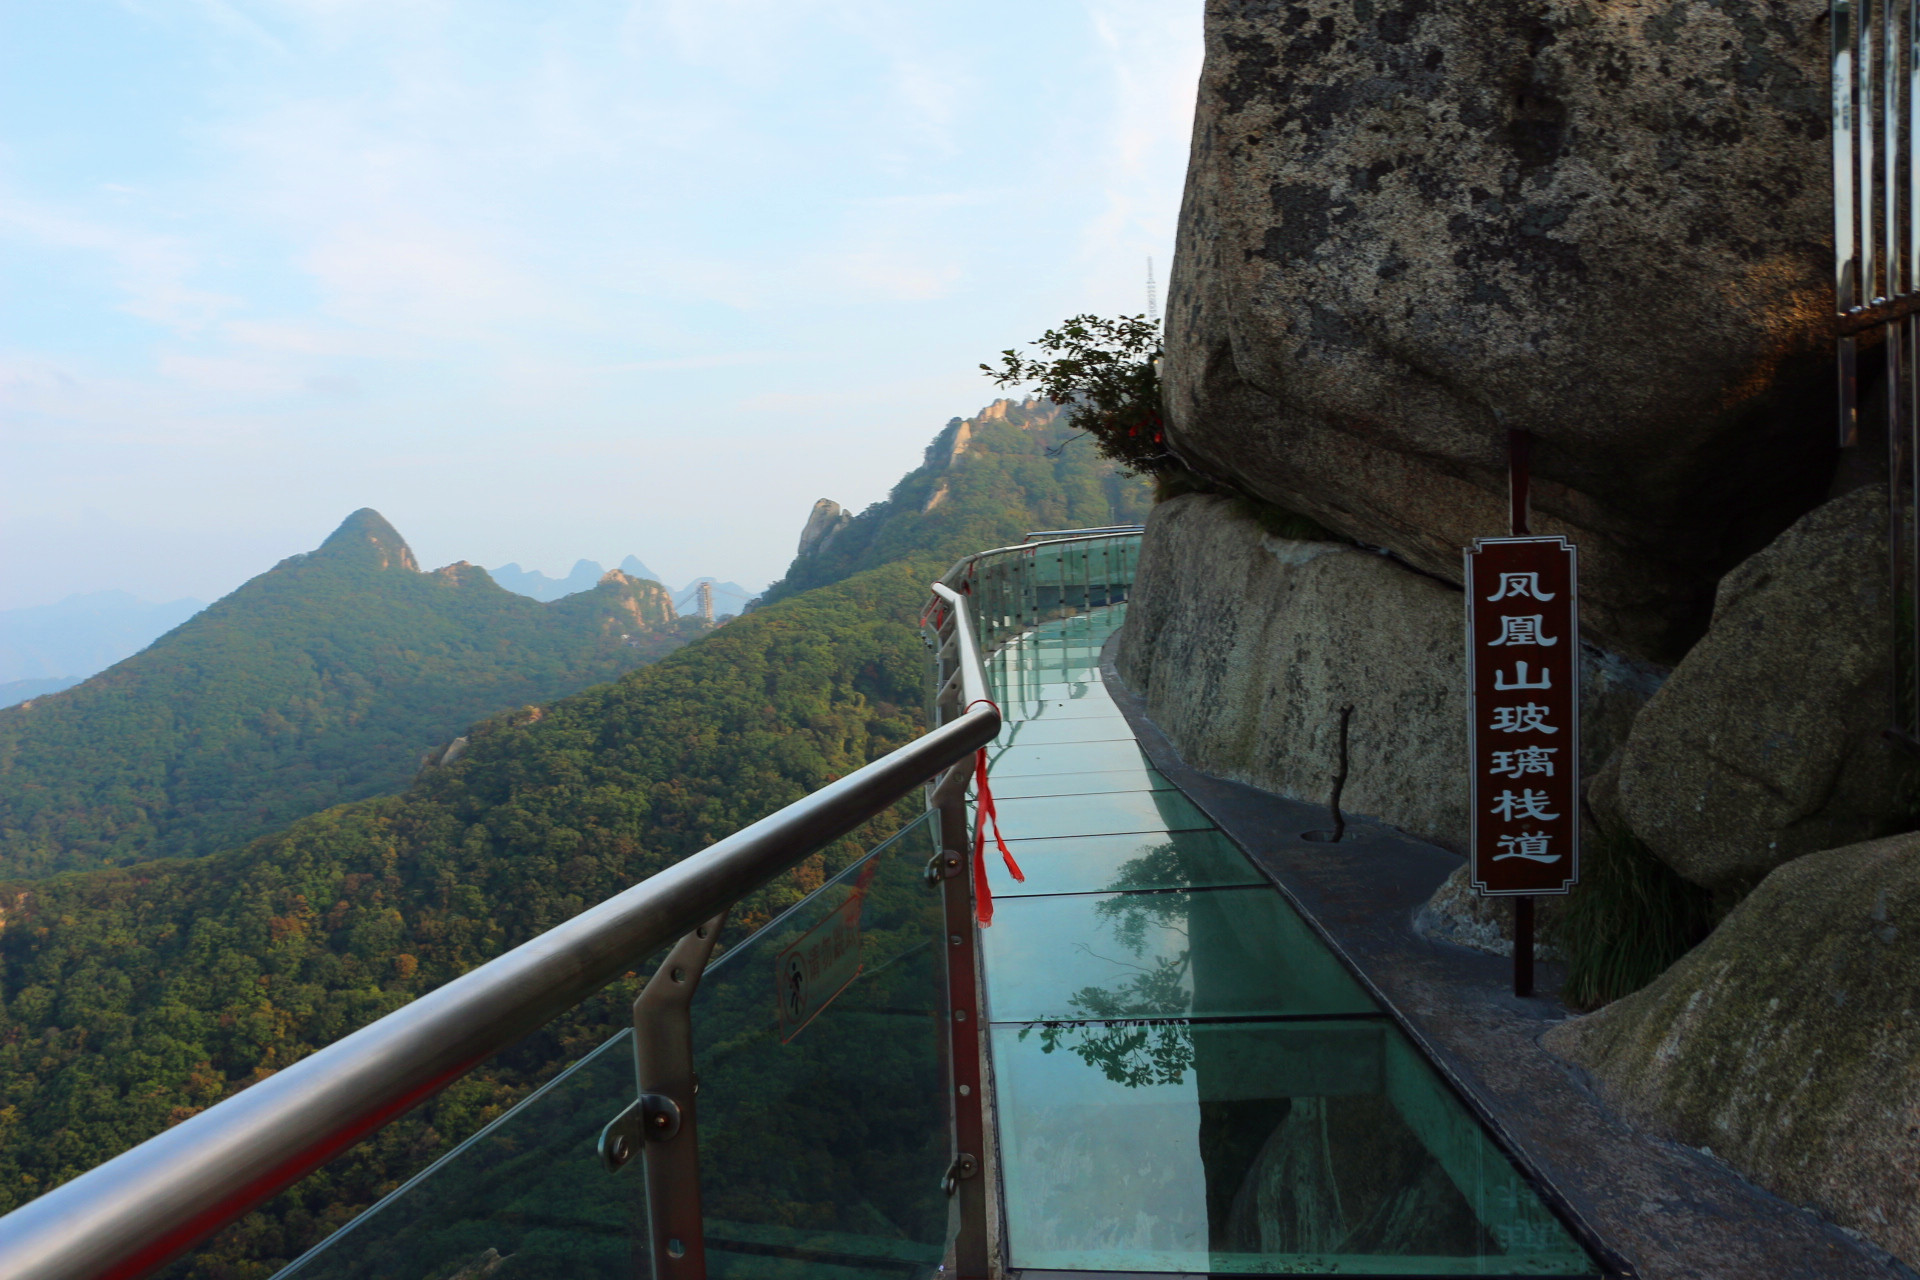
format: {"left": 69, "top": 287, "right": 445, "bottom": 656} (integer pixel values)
{"left": 0, "top": 402, "right": 1151, "bottom": 1278}
{"left": 0, "top": 509, "right": 698, "bottom": 876}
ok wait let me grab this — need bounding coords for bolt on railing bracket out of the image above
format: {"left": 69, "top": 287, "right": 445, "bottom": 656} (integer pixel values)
{"left": 598, "top": 1100, "right": 643, "bottom": 1172}
{"left": 940, "top": 1152, "right": 980, "bottom": 1197}
{"left": 599, "top": 1091, "right": 685, "bottom": 1173}
{"left": 924, "top": 848, "right": 962, "bottom": 884}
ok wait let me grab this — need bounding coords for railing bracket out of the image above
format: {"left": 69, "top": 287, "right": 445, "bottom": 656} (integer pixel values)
{"left": 598, "top": 1100, "right": 643, "bottom": 1173}
{"left": 924, "top": 849, "right": 962, "bottom": 884}
{"left": 941, "top": 1153, "right": 980, "bottom": 1196}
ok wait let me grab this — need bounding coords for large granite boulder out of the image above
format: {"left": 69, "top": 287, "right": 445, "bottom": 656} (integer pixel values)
{"left": 1593, "top": 485, "right": 1916, "bottom": 893}
{"left": 1117, "top": 493, "right": 1660, "bottom": 851}
{"left": 1544, "top": 832, "right": 1920, "bottom": 1267}
{"left": 1165, "top": 0, "right": 1837, "bottom": 661}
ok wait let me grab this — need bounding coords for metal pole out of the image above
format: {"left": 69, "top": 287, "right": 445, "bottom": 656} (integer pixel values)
{"left": 935, "top": 792, "right": 991, "bottom": 1279}
{"left": 635, "top": 918, "right": 724, "bottom": 1280}
{"left": 1513, "top": 897, "right": 1536, "bottom": 998}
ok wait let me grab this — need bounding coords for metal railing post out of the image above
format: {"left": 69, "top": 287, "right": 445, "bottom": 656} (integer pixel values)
{"left": 925, "top": 585, "right": 999, "bottom": 1280}
{"left": 598, "top": 915, "right": 727, "bottom": 1280}
{"left": 933, "top": 788, "right": 990, "bottom": 1279}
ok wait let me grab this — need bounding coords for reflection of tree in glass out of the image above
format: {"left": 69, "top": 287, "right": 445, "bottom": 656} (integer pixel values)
{"left": 1020, "top": 879, "right": 1198, "bottom": 1086}
{"left": 1104, "top": 840, "right": 1192, "bottom": 897}
{"left": 1021, "top": 1019, "right": 1193, "bottom": 1089}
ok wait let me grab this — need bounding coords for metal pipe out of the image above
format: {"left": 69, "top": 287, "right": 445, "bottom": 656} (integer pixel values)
{"left": 928, "top": 585, "right": 992, "bottom": 809}
{"left": 1019, "top": 525, "right": 1144, "bottom": 543}
{"left": 0, "top": 704, "right": 1000, "bottom": 1280}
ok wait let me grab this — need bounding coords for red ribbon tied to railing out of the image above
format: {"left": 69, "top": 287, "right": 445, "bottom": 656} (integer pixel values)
{"left": 964, "top": 699, "right": 1023, "bottom": 926}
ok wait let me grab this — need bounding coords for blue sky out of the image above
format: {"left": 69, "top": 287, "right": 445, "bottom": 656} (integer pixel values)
{"left": 0, "top": 0, "right": 1201, "bottom": 608}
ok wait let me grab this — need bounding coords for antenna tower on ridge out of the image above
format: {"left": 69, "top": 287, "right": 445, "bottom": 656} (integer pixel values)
{"left": 1146, "top": 257, "right": 1158, "bottom": 324}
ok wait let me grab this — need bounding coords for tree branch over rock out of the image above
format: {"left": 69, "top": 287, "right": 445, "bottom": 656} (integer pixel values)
{"left": 982, "top": 314, "right": 1168, "bottom": 474}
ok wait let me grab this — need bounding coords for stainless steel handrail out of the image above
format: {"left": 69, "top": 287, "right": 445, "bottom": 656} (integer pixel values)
{"left": 1019, "top": 524, "right": 1143, "bottom": 543}
{"left": 928, "top": 583, "right": 992, "bottom": 806}
{"left": 935, "top": 527, "right": 1144, "bottom": 590}
{"left": 0, "top": 697, "right": 1001, "bottom": 1280}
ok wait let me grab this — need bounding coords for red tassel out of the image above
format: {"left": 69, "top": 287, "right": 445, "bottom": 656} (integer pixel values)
{"left": 964, "top": 700, "right": 1023, "bottom": 926}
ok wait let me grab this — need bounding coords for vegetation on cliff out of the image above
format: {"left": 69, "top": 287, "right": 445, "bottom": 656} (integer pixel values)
{"left": 761, "top": 397, "right": 1152, "bottom": 605}
{"left": 982, "top": 314, "right": 1167, "bottom": 474}
{"left": 0, "top": 510, "right": 697, "bottom": 877}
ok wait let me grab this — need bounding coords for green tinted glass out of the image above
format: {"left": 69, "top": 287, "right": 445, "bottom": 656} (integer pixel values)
{"left": 992, "top": 1020, "right": 1596, "bottom": 1275}
{"left": 983, "top": 888, "right": 1375, "bottom": 1022}
{"left": 990, "top": 829, "right": 1262, "bottom": 897}
{"left": 275, "top": 1034, "right": 640, "bottom": 1280}
{"left": 691, "top": 814, "right": 951, "bottom": 1280}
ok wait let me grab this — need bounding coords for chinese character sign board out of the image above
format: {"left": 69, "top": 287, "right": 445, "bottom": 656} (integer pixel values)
{"left": 774, "top": 861, "right": 876, "bottom": 1043}
{"left": 1466, "top": 537, "right": 1580, "bottom": 896}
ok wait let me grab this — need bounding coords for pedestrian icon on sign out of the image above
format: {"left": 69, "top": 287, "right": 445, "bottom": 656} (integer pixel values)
{"left": 783, "top": 955, "right": 807, "bottom": 1021}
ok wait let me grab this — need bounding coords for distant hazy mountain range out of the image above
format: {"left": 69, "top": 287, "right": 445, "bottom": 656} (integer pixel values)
{"left": 486, "top": 559, "right": 755, "bottom": 617}
{"left": 0, "top": 509, "right": 699, "bottom": 875}
{"left": 0, "top": 591, "right": 205, "bottom": 704}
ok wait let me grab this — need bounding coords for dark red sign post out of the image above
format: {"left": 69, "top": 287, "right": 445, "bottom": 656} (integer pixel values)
{"left": 1467, "top": 431, "right": 1579, "bottom": 997}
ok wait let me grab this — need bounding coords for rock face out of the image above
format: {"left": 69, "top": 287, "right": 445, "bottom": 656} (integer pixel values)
{"left": 1165, "top": 0, "right": 1837, "bottom": 661}
{"left": 1593, "top": 485, "right": 1916, "bottom": 893}
{"left": 1116, "top": 494, "right": 1659, "bottom": 851}
{"left": 796, "top": 499, "right": 852, "bottom": 558}
{"left": 1414, "top": 862, "right": 1565, "bottom": 958}
{"left": 1544, "top": 832, "right": 1920, "bottom": 1267}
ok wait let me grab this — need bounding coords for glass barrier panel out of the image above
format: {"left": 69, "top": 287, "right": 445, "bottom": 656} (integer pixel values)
{"left": 274, "top": 1032, "right": 642, "bottom": 1280}
{"left": 271, "top": 812, "right": 948, "bottom": 1280}
{"left": 689, "top": 810, "right": 951, "bottom": 1280}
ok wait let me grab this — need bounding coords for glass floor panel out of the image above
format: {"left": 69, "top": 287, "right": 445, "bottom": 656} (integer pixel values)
{"left": 989, "top": 830, "right": 1264, "bottom": 897}
{"left": 990, "top": 789, "right": 1213, "bottom": 840}
{"left": 991, "top": 1022, "right": 1597, "bottom": 1275}
{"left": 998, "top": 699, "right": 1132, "bottom": 723}
{"left": 993, "top": 663, "right": 1101, "bottom": 684}
{"left": 988, "top": 739, "right": 1154, "bottom": 777}
{"left": 977, "top": 605, "right": 1601, "bottom": 1278}
{"left": 995, "top": 718, "right": 1140, "bottom": 747}
{"left": 976, "top": 766, "right": 1177, "bottom": 800}
{"left": 997, "top": 643, "right": 1107, "bottom": 660}
{"left": 990, "top": 678, "right": 1106, "bottom": 701}
{"left": 984, "top": 888, "right": 1376, "bottom": 1022}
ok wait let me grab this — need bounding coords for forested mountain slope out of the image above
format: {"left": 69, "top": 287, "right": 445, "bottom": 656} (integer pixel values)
{"left": 761, "top": 397, "right": 1150, "bottom": 604}
{"left": 0, "top": 404, "right": 1150, "bottom": 1277}
{"left": 0, "top": 510, "right": 694, "bottom": 877}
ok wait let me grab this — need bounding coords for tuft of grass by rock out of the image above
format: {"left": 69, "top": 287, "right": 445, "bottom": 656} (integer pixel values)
{"left": 1555, "top": 823, "right": 1718, "bottom": 1009}
{"left": 1227, "top": 494, "right": 1337, "bottom": 543}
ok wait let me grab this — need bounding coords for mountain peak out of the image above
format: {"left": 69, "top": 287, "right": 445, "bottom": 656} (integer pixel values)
{"left": 317, "top": 509, "right": 419, "bottom": 572}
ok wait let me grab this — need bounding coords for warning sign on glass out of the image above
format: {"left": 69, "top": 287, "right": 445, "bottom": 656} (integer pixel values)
{"left": 1466, "top": 536, "right": 1580, "bottom": 896}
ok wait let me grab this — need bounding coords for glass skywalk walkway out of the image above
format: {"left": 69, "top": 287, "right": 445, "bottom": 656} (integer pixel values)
{"left": 975, "top": 606, "right": 1599, "bottom": 1277}
{"left": 0, "top": 527, "right": 1608, "bottom": 1280}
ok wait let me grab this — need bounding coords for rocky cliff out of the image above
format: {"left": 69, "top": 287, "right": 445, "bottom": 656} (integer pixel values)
{"left": 1164, "top": 0, "right": 1837, "bottom": 663}
{"left": 761, "top": 398, "right": 1150, "bottom": 604}
{"left": 1128, "top": 1, "right": 1920, "bottom": 1266}
{"left": 1117, "top": 493, "right": 1661, "bottom": 853}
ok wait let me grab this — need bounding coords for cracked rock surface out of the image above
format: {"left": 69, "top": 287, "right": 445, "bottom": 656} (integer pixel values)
{"left": 1593, "top": 484, "right": 1918, "bottom": 893}
{"left": 1165, "top": 0, "right": 1837, "bottom": 661}
{"left": 1545, "top": 831, "right": 1920, "bottom": 1268}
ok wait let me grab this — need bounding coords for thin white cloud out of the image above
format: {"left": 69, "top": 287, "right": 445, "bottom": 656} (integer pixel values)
{"left": 3, "top": 0, "right": 1205, "bottom": 604}
{"left": 0, "top": 197, "right": 239, "bottom": 332}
